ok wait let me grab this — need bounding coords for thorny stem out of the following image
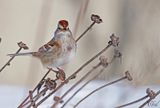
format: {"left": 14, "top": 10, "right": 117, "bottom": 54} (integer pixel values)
{"left": 35, "top": 44, "right": 112, "bottom": 107}
{"left": 18, "top": 69, "right": 51, "bottom": 108}
{"left": 61, "top": 57, "right": 115, "bottom": 108}
{"left": 115, "top": 95, "right": 149, "bottom": 108}
{"left": 76, "top": 22, "right": 95, "bottom": 42}
{"left": 0, "top": 48, "right": 22, "bottom": 72}
{"left": 74, "top": 72, "right": 131, "bottom": 108}
{"left": 51, "top": 63, "right": 101, "bottom": 108}
{"left": 139, "top": 90, "right": 160, "bottom": 108}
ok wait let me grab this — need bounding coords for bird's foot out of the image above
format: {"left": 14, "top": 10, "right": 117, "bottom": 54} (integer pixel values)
{"left": 53, "top": 67, "right": 66, "bottom": 82}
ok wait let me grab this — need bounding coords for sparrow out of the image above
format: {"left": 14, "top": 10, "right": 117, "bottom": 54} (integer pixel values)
{"left": 8, "top": 20, "right": 77, "bottom": 73}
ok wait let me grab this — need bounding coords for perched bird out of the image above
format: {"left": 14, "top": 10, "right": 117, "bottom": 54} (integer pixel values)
{"left": 8, "top": 20, "right": 76, "bottom": 72}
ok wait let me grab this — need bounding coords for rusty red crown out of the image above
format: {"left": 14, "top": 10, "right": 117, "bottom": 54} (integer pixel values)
{"left": 59, "top": 20, "right": 69, "bottom": 28}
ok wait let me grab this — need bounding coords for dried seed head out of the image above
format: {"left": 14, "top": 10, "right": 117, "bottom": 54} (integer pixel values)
{"left": 91, "top": 14, "right": 102, "bottom": 24}
{"left": 54, "top": 96, "right": 64, "bottom": 103}
{"left": 99, "top": 56, "right": 108, "bottom": 67}
{"left": 125, "top": 71, "right": 133, "bottom": 81}
{"left": 56, "top": 69, "right": 66, "bottom": 81}
{"left": 44, "top": 78, "right": 57, "bottom": 90}
{"left": 17, "top": 41, "right": 29, "bottom": 50}
{"left": 109, "top": 34, "right": 120, "bottom": 47}
{"left": 146, "top": 88, "right": 156, "bottom": 99}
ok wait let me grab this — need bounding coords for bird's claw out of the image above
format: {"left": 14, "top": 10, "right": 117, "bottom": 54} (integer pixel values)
{"left": 56, "top": 67, "right": 66, "bottom": 82}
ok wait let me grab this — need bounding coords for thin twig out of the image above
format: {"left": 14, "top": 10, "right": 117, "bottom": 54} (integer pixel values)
{"left": 76, "top": 21, "right": 95, "bottom": 42}
{"left": 0, "top": 42, "right": 28, "bottom": 72}
{"left": 61, "top": 68, "right": 105, "bottom": 108}
{"left": 18, "top": 14, "right": 103, "bottom": 108}
{"left": 51, "top": 63, "right": 101, "bottom": 107}
{"left": 27, "top": 88, "right": 48, "bottom": 108}
{"left": 28, "top": 91, "right": 36, "bottom": 108}
{"left": 76, "top": 14, "right": 102, "bottom": 42}
{"left": 21, "top": 87, "right": 48, "bottom": 108}
{"left": 115, "top": 95, "right": 148, "bottom": 108}
{"left": 116, "top": 88, "right": 159, "bottom": 108}
{"left": 18, "top": 69, "right": 51, "bottom": 108}
{"left": 139, "top": 90, "right": 160, "bottom": 108}
{"left": 61, "top": 57, "right": 114, "bottom": 108}
{"left": 73, "top": 0, "right": 90, "bottom": 37}
{"left": 74, "top": 71, "right": 132, "bottom": 108}
{"left": 35, "top": 43, "right": 112, "bottom": 107}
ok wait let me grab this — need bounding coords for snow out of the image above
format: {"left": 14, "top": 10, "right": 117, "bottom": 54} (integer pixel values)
{"left": 0, "top": 81, "right": 160, "bottom": 108}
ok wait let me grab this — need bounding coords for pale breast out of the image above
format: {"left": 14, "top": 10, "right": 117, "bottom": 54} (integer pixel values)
{"left": 45, "top": 31, "right": 76, "bottom": 68}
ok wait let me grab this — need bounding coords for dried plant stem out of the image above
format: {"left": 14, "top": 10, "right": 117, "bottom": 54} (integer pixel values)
{"left": 22, "top": 87, "right": 48, "bottom": 108}
{"left": 139, "top": 90, "right": 160, "bottom": 108}
{"left": 76, "top": 21, "right": 95, "bottom": 42}
{"left": 18, "top": 69, "right": 51, "bottom": 108}
{"left": 61, "top": 58, "right": 115, "bottom": 108}
{"left": 35, "top": 44, "right": 112, "bottom": 107}
{"left": 0, "top": 47, "right": 22, "bottom": 72}
{"left": 18, "top": 15, "right": 103, "bottom": 107}
{"left": 51, "top": 63, "right": 101, "bottom": 107}
{"left": 0, "top": 42, "right": 28, "bottom": 73}
{"left": 62, "top": 68, "right": 105, "bottom": 108}
{"left": 27, "top": 88, "right": 48, "bottom": 108}
{"left": 115, "top": 95, "right": 148, "bottom": 108}
{"left": 74, "top": 72, "right": 131, "bottom": 108}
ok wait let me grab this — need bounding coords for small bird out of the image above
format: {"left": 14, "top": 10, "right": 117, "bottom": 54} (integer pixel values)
{"left": 8, "top": 20, "right": 76, "bottom": 74}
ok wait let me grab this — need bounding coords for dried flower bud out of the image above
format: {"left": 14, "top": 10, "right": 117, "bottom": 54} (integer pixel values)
{"left": 44, "top": 78, "right": 57, "bottom": 90}
{"left": 125, "top": 71, "right": 132, "bottom": 81}
{"left": 56, "top": 69, "right": 66, "bottom": 81}
{"left": 146, "top": 88, "right": 156, "bottom": 99}
{"left": 91, "top": 14, "right": 102, "bottom": 24}
{"left": 54, "top": 96, "right": 63, "bottom": 103}
{"left": 99, "top": 56, "right": 108, "bottom": 67}
{"left": 110, "top": 34, "right": 120, "bottom": 47}
{"left": 17, "top": 41, "right": 29, "bottom": 50}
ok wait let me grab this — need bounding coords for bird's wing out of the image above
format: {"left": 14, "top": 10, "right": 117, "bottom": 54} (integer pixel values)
{"left": 38, "top": 39, "right": 61, "bottom": 53}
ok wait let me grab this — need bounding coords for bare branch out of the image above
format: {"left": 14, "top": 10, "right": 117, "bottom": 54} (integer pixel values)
{"left": 76, "top": 14, "right": 102, "bottom": 42}
{"left": 139, "top": 89, "right": 160, "bottom": 108}
{"left": 0, "top": 41, "right": 29, "bottom": 72}
{"left": 74, "top": 71, "right": 132, "bottom": 108}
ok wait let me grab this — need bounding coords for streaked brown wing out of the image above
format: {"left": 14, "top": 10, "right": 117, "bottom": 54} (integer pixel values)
{"left": 38, "top": 39, "right": 61, "bottom": 53}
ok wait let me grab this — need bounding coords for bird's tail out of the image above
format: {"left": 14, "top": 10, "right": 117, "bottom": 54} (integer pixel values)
{"left": 7, "top": 52, "right": 34, "bottom": 57}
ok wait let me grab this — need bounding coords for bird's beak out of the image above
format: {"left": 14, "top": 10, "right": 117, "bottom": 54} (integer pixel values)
{"left": 63, "top": 28, "right": 67, "bottom": 30}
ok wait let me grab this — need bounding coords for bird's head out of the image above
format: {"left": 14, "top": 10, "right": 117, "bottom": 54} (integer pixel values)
{"left": 58, "top": 20, "right": 69, "bottom": 31}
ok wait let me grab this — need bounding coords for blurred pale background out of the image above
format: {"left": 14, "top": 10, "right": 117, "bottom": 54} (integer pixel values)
{"left": 0, "top": 0, "right": 160, "bottom": 87}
